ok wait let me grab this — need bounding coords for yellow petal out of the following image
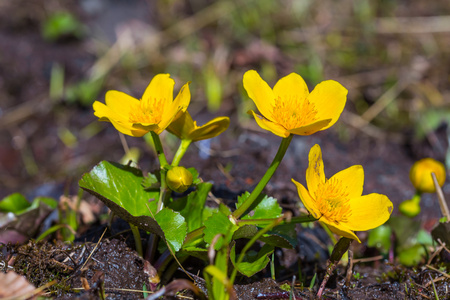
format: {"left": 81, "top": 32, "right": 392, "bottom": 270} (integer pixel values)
{"left": 142, "top": 74, "right": 175, "bottom": 108}
{"left": 243, "top": 70, "right": 276, "bottom": 122}
{"left": 190, "top": 116, "right": 230, "bottom": 141}
{"left": 344, "top": 194, "right": 393, "bottom": 231}
{"left": 319, "top": 220, "right": 361, "bottom": 243}
{"left": 105, "top": 90, "right": 139, "bottom": 118}
{"left": 159, "top": 82, "right": 191, "bottom": 134}
{"left": 307, "top": 80, "right": 347, "bottom": 130}
{"left": 330, "top": 165, "right": 364, "bottom": 199}
{"left": 249, "top": 110, "right": 289, "bottom": 137}
{"left": 306, "top": 144, "right": 325, "bottom": 198}
{"left": 288, "top": 119, "right": 331, "bottom": 136}
{"left": 291, "top": 179, "right": 320, "bottom": 218}
{"left": 167, "top": 110, "right": 195, "bottom": 140}
{"left": 273, "top": 73, "right": 309, "bottom": 107}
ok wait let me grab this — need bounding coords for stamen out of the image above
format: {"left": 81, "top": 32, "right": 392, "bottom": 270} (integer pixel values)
{"left": 272, "top": 95, "right": 318, "bottom": 129}
{"left": 129, "top": 97, "right": 164, "bottom": 124}
{"left": 314, "top": 178, "right": 352, "bottom": 224}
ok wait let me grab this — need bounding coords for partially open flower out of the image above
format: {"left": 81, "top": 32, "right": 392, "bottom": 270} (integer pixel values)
{"left": 399, "top": 194, "right": 421, "bottom": 217}
{"left": 243, "top": 70, "right": 347, "bottom": 137}
{"left": 410, "top": 158, "right": 446, "bottom": 194}
{"left": 93, "top": 74, "right": 190, "bottom": 137}
{"left": 292, "top": 144, "right": 393, "bottom": 243}
{"left": 166, "top": 166, "right": 193, "bottom": 193}
{"left": 167, "top": 110, "right": 229, "bottom": 142}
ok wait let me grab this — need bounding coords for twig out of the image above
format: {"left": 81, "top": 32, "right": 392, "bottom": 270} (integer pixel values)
{"left": 432, "top": 172, "right": 450, "bottom": 220}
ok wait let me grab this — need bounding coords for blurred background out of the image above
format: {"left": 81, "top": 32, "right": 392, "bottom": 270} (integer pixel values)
{"left": 0, "top": 0, "right": 449, "bottom": 221}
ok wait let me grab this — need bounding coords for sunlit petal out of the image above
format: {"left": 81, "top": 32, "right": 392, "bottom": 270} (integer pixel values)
{"left": 104, "top": 90, "right": 139, "bottom": 118}
{"left": 292, "top": 179, "right": 320, "bottom": 219}
{"left": 243, "top": 70, "right": 276, "bottom": 122}
{"left": 344, "top": 194, "right": 393, "bottom": 231}
{"left": 273, "top": 73, "right": 309, "bottom": 105}
{"left": 307, "top": 80, "right": 347, "bottom": 130}
{"left": 331, "top": 165, "right": 364, "bottom": 198}
{"left": 142, "top": 74, "right": 175, "bottom": 107}
{"left": 288, "top": 119, "right": 331, "bottom": 136}
{"left": 306, "top": 144, "right": 325, "bottom": 198}
{"left": 249, "top": 110, "right": 289, "bottom": 137}
{"left": 189, "top": 117, "right": 230, "bottom": 141}
{"left": 319, "top": 220, "right": 361, "bottom": 243}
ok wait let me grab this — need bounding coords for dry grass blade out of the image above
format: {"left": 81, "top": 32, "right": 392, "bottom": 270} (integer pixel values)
{"left": 432, "top": 172, "right": 450, "bottom": 220}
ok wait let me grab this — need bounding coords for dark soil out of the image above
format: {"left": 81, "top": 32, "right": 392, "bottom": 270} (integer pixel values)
{"left": 1, "top": 0, "right": 450, "bottom": 299}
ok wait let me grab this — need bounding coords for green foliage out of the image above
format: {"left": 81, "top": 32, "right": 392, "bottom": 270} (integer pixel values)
{"left": 79, "top": 161, "right": 187, "bottom": 252}
{"left": 204, "top": 211, "right": 238, "bottom": 250}
{"left": 41, "top": 12, "right": 85, "bottom": 41}
{"left": 367, "top": 224, "right": 392, "bottom": 254}
{"left": 0, "top": 193, "right": 30, "bottom": 213}
{"left": 230, "top": 243, "right": 274, "bottom": 277}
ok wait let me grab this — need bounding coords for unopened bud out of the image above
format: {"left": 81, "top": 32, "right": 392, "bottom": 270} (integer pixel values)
{"left": 410, "top": 158, "right": 446, "bottom": 193}
{"left": 166, "top": 166, "right": 193, "bottom": 193}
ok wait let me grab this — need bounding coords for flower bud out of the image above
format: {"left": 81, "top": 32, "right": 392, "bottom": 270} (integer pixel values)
{"left": 166, "top": 166, "right": 193, "bottom": 193}
{"left": 399, "top": 194, "right": 421, "bottom": 217}
{"left": 409, "top": 158, "right": 446, "bottom": 193}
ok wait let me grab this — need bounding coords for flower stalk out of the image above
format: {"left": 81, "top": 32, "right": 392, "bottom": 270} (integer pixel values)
{"left": 232, "top": 135, "right": 293, "bottom": 219}
{"left": 172, "top": 139, "right": 192, "bottom": 167}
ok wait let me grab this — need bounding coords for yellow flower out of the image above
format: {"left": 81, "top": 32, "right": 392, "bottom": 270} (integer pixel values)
{"left": 167, "top": 110, "right": 230, "bottom": 142}
{"left": 399, "top": 194, "right": 421, "bottom": 217}
{"left": 166, "top": 166, "right": 193, "bottom": 193}
{"left": 93, "top": 74, "right": 190, "bottom": 137}
{"left": 243, "top": 70, "right": 347, "bottom": 137}
{"left": 409, "top": 158, "right": 446, "bottom": 194}
{"left": 292, "top": 144, "right": 393, "bottom": 243}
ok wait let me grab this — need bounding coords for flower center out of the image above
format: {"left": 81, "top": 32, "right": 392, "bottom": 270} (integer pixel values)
{"left": 129, "top": 97, "right": 164, "bottom": 124}
{"left": 272, "top": 95, "right": 318, "bottom": 129}
{"left": 314, "top": 178, "right": 352, "bottom": 224}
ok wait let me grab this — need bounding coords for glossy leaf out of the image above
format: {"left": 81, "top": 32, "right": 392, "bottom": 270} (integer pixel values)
{"left": 179, "top": 182, "right": 213, "bottom": 232}
{"left": 230, "top": 243, "right": 274, "bottom": 277}
{"left": 79, "top": 161, "right": 187, "bottom": 251}
{"left": 204, "top": 211, "right": 238, "bottom": 250}
{"left": 236, "top": 192, "right": 282, "bottom": 220}
{"left": 0, "top": 193, "right": 30, "bottom": 213}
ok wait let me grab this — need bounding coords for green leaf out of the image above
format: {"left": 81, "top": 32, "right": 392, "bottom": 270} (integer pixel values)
{"left": 179, "top": 182, "right": 213, "bottom": 232}
{"left": 398, "top": 244, "right": 426, "bottom": 266}
{"left": 367, "top": 225, "right": 392, "bottom": 253}
{"left": 232, "top": 224, "right": 295, "bottom": 249}
{"left": 0, "top": 193, "right": 30, "bottom": 213}
{"left": 236, "top": 192, "right": 282, "bottom": 220}
{"left": 142, "top": 172, "right": 160, "bottom": 190}
{"left": 155, "top": 208, "right": 187, "bottom": 252}
{"left": 187, "top": 167, "right": 202, "bottom": 185}
{"left": 230, "top": 243, "right": 274, "bottom": 277}
{"left": 79, "top": 161, "right": 187, "bottom": 251}
{"left": 204, "top": 211, "right": 238, "bottom": 250}
{"left": 0, "top": 196, "right": 57, "bottom": 238}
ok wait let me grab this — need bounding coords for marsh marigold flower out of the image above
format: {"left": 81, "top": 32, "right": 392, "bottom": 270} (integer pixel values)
{"left": 292, "top": 144, "right": 393, "bottom": 242}
{"left": 409, "top": 158, "right": 446, "bottom": 194}
{"left": 167, "top": 110, "right": 230, "bottom": 142}
{"left": 93, "top": 74, "right": 190, "bottom": 137}
{"left": 243, "top": 70, "right": 347, "bottom": 137}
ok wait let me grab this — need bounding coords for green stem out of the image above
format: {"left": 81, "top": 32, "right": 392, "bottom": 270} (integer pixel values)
{"left": 151, "top": 132, "right": 169, "bottom": 212}
{"left": 183, "top": 214, "right": 316, "bottom": 246}
{"left": 237, "top": 215, "right": 316, "bottom": 226}
{"left": 229, "top": 216, "right": 283, "bottom": 283}
{"left": 172, "top": 139, "right": 192, "bottom": 167}
{"left": 232, "top": 135, "right": 293, "bottom": 219}
{"left": 151, "top": 131, "right": 169, "bottom": 167}
{"left": 130, "top": 223, "right": 143, "bottom": 257}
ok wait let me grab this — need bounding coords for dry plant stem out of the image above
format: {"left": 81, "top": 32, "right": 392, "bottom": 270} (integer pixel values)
{"left": 317, "top": 237, "right": 353, "bottom": 298}
{"left": 432, "top": 172, "right": 450, "bottom": 220}
{"left": 232, "top": 135, "right": 293, "bottom": 219}
{"left": 172, "top": 139, "right": 192, "bottom": 167}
